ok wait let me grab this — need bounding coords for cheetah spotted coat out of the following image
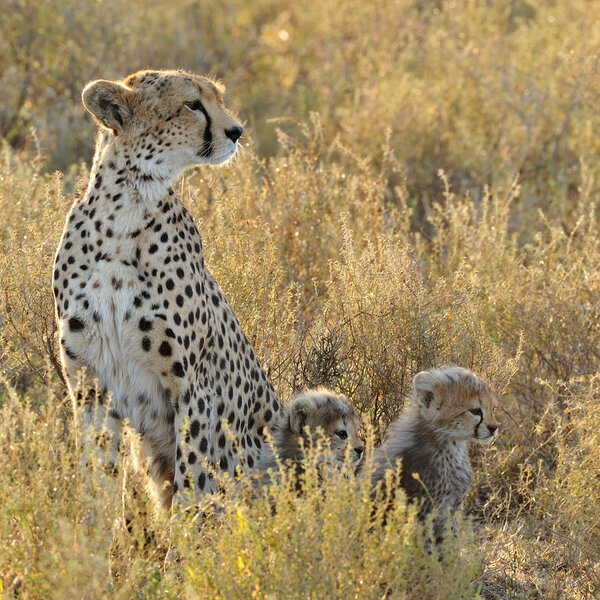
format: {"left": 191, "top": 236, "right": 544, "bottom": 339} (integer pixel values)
{"left": 52, "top": 70, "right": 281, "bottom": 505}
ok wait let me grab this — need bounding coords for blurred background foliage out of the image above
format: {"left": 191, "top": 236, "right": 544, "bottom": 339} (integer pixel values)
{"left": 1, "top": 0, "right": 600, "bottom": 597}
{"left": 2, "top": 0, "right": 600, "bottom": 223}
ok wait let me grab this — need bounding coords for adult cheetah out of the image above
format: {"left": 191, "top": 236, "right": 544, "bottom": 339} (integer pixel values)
{"left": 52, "top": 69, "right": 281, "bottom": 506}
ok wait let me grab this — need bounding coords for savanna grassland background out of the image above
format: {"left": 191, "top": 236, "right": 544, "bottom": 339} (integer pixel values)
{"left": 1, "top": 0, "right": 600, "bottom": 598}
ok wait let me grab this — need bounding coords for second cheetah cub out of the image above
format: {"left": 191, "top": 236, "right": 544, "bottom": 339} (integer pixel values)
{"left": 371, "top": 366, "right": 498, "bottom": 548}
{"left": 258, "top": 388, "right": 364, "bottom": 478}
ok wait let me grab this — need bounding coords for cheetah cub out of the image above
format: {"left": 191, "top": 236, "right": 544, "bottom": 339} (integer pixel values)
{"left": 371, "top": 366, "right": 498, "bottom": 548}
{"left": 258, "top": 388, "right": 364, "bottom": 479}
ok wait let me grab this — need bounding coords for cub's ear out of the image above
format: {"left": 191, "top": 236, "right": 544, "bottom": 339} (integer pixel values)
{"left": 288, "top": 394, "right": 317, "bottom": 434}
{"left": 413, "top": 371, "right": 436, "bottom": 408}
{"left": 82, "top": 79, "right": 133, "bottom": 133}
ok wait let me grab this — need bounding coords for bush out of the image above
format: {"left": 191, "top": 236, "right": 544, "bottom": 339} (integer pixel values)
{"left": 0, "top": 378, "right": 484, "bottom": 599}
{"left": 2, "top": 0, "right": 600, "bottom": 210}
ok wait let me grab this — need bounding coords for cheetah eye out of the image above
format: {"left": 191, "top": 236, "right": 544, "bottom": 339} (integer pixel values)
{"left": 469, "top": 408, "right": 483, "bottom": 417}
{"left": 185, "top": 100, "right": 204, "bottom": 113}
{"left": 335, "top": 430, "right": 348, "bottom": 440}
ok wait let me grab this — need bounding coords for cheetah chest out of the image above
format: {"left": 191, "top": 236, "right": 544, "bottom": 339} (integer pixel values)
{"left": 55, "top": 200, "right": 209, "bottom": 436}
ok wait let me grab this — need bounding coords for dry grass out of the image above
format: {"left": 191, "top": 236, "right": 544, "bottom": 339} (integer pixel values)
{"left": 1, "top": 0, "right": 600, "bottom": 598}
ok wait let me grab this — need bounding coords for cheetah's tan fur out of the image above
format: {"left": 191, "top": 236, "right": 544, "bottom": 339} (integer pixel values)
{"left": 53, "top": 69, "right": 281, "bottom": 506}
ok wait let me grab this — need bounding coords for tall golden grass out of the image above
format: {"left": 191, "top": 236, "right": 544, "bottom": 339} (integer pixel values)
{"left": 1, "top": 0, "right": 599, "bottom": 597}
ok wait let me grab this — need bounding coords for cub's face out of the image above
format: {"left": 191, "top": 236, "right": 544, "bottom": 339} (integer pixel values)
{"left": 413, "top": 367, "right": 499, "bottom": 444}
{"left": 321, "top": 415, "right": 364, "bottom": 467}
{"left": 288, "top": 390, "right": 365, "bottom": 467}
{"left": 436, "top": 387, "right": 499, "bottom": 443}
{"left": 82, "top": 69, "right": 243, "bottom": 170}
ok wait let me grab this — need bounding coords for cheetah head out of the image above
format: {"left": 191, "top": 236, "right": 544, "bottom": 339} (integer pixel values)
{"left": 82, "top": 69, "right": 243, "bottom": 170}
{"left": 412, "top": 366, "right": 499, "bottom": 444}
{"left": 276, "top": 388, "right": 365, "bottom": 468}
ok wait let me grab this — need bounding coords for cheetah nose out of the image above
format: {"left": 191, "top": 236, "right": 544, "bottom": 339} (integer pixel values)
{"left": 225, "top": 125, "right": 243, "bottom": 143}
{"left": 487, "top": 424, "right": 498, "bottom": 435}
{"left": 354, "top": 445, "right": 365, "bottom": 457}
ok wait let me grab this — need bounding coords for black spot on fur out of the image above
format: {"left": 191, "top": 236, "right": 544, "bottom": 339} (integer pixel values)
{"left": 68, "top": 317, "right": 85, "bottom": 331}
{"left": 159, "top": 341, "right": 172, "bottom": 356}
{"left": 139, "top": 317, "right": 153, "bottom": 331}
{"left": 172, "top": 361, "right": 185, "bottom": 377}
{"left": 64, "top": 344, "right": 77, "bottom": 359}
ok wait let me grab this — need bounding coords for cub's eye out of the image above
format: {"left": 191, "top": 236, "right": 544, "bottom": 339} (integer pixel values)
{"left": 185, "top": 100, "right": 204, "bottom": 112}
{"left": 469, "top": 408, "right": 483, "bottom": 417}
{"left": 336, "top": 430, "right": 348, "bottom": 440}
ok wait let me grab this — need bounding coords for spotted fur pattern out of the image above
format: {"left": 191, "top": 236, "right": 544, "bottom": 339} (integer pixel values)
{"left": 52, "top": 69, "right": 281, "bottom": 506}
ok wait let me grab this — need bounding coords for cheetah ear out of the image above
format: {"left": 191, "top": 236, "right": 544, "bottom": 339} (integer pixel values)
{"left": 82, "top": 79, "right": 133, "bottom": 134}
{"left": 413, "top": 371, "right": 436, "bottom": 408}
{"left": 288, "top": 394, "right": 317, "bottom": 434}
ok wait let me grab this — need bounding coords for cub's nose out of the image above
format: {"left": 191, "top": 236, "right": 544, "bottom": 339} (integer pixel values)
{"left": 225, "top": 125, "right": 243, "bottom": 143}
{"left": 487, "top": 424, "right": 498, "bottom": 435}
{"left": 354, "top": 445, "right": 365, "bottom": 457}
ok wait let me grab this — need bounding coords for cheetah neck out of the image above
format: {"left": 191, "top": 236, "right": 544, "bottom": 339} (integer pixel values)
{"left": 405, "top": 411, "right": 469, "bottom": 457}
{"left": 85, "top": 130, "right": 181, "bottom": 211}
{"left": 372, "top": 407, "right": 470, "bottom": 476}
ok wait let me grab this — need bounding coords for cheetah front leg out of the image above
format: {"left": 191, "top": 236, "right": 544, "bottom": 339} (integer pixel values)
{"left": 61, "top": 350, "right": 123, "bottom": 475}
{"left": 170, "top": 386, "right": 220, "bottom": 508}
{"left": 430, "top": 501, "right": 459, "bottom": 558}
